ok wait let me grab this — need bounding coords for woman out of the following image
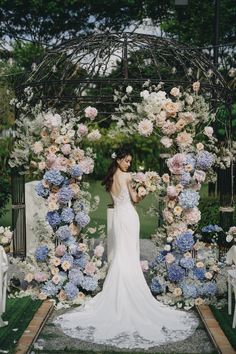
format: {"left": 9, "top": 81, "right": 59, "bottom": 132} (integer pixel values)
{"left": 54, "top": 147, "right": 198, "bottom": 349}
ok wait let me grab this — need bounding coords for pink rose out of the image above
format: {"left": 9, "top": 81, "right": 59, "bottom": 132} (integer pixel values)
{"left": 133, "top": 172, "right": 146, "bottom": 183}
{"left": 170, "top": 87, "right": 180, "bottom": 97}
{"left": 184, "top": 207, "right": 201, "bottom": 225}
{"left": 161, "top": 121, "right": 176, "bottom": 136}
{"left": 167, "top": 185, "right": 178, "bottom": 199}
{"left": 84, "top": 261, "right": 96, "bottom": 275}
{"left": 166, "top": 222, "right": 188, "bottom": 237}
{"left": 140, "top": 260, "right": 149, "bottom": 272}
{"left": 79, "top": 157, "right": 94, "bottom": 174}
{"left": 179, "top": 112, "right": 194, "bottom": 124}
{"left": 167, "top": 153, "right": 186, "bottom": 174}
{"left": 46, "top": 153, "right": 57, "bottom": 167}
{"left": 176, "top": 131, "right": 193, "bottom": 147}
{"left": 84, "top": 106, "right": 98, "bottom": 120}
{"left": 77, "top": 124, "right": 88, "bottom": 137}
{"left": 61, "top": 144, "right": 71, "bottom": 155}
{"left": 34, "top": 272, "right": 48, "bottom": 282}
{"left": 138, "top": 119, "right": 153, "bottom": 136}
{"left": 193, "top": 170, "right": 206, "bottom": 183}
{"left": 165, "top": 253, "right": 175, "bottom": 264}
{"left": 94, "top": 245, "right": 104, "bottom": 257}
{"left": 55, "top": 244, "right": 66, "bottom": 257}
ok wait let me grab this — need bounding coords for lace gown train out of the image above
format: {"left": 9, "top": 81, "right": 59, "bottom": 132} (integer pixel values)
{"left": 54, "top": 185, "right": 198, "bottom": 349}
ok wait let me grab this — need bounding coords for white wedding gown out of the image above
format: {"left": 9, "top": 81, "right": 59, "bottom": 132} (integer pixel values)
{"left": 54, "top": 185, "right": 198, "bottom": 349}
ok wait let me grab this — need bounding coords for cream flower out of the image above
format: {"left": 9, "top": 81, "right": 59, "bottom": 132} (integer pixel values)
{"left": 205, "top": 272, "right": 213, "bottom": 279}
{"left": 175, "top": 118, "right": 187, "bottom": 132}
{"left": 38, "top": 293, "right": 47, "bottom": 300}
{"left": 196, "top": 261, "right": 204, "bottom": 268}
{"left": 138, "top": 119, "right": 153, "bottom": 136}
{"left": 57, "top": 290, "right": 67, "bottom": 302}
{"left": 162, "top": 101, "right": 179, "bottom": 117}
{"left": 195, "top": 297, "right": 204, "bottom": 306}
{"left": 24, "top": 273, "right": 34, "bottom": 283}
{"left": 33, "top": 141, "right": 43, "bottom": 154}
{"left": 196, "top": 142, "right": 204, "bottom": 150}
{"left": 165, "top": 253, "right": 175, "bottom": 264}
{"left": 176, "top": 131, "right": 193, "bottom": 147}
{"left": 174, "top": 206, "right": 183, "bottom": 216}
{"left": 61, "top": 261, "right": 72, "bottom": 271}
{"left": 51, "top": 258, "right": 61, "bottom": 267}
{"left": 170, "top": 87, "right": 180, "bottom": 97}
{"left": 160, "top": 136, "right": 173, "bottom": 148}
{"left": 192, "top": 81, "right": 200, "bottom": 92}
{"left": 162, "top": 174, "right": 170, "bottom": 183}
{"left": 173, "top": 288, "right": 182, "bottom": 297}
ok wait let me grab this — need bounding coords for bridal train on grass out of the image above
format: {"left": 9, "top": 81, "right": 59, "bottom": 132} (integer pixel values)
{"left": 54, "top": 182, "right": 198, "bottom": 349}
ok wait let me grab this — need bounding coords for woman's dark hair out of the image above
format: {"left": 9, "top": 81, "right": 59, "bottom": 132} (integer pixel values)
{"left": 102, "top": 147, "right": 132, "bottom": 192}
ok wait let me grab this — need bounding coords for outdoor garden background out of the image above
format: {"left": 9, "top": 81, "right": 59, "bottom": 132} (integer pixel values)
{"left": 0, "top": 1, "right": 236, "bottom": 353}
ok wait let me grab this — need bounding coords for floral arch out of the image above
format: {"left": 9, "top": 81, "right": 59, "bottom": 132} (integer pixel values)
{"left": 9, "top": 32, "right": 234, "bottom": 308}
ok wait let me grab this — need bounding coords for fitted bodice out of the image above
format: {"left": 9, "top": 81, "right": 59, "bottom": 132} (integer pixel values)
{"left": 111, "top": 185, "right": 131, "bottom": 207}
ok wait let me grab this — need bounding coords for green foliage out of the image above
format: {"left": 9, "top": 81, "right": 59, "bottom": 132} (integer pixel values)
{"left": 198, "top": 197, "right": 220, "bottom": 230}
{"left": 0, "top": 174, "right": 10, "bottom": 219}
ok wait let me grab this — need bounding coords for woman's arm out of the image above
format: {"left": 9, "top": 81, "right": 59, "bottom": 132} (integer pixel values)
{"left": 126, "top": 173, "right": 142, "bottom": 204}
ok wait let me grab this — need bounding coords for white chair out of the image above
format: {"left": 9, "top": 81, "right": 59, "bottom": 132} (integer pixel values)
{"left": 227, "top": 268, "right": 236, "bottom": 328}
{"left": 0, "top": 245, "right": 8, "bottom": 327}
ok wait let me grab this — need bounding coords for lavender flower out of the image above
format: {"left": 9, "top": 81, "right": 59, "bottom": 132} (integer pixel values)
{"left": 70, "top": 165, "right": 83, "bottom": 178}
{"left": 35, "top": 182, "right": 49, "bottom": 198}
{"left": 46, "top": 211, "right": 61, "bottom": 227}
{"left": 167, "top": 263, "right": 185, "bottom": 282}
{"left": 73, "top": 254, "right": 89, "bottom": 269}
{"left": 196, "top": 151, "right": 215, "bottom": 170}
{"left": 56, "top": 225, "right": 72, "bottom": 241}
{"left": 175, "top": 232, "right": 195, "bottom": 252}
{"left": 179, "top": 189, "right": 200, "bottom": 209}
{"left": 179, "top": 257, "right": 195, "bottom": 269}
{"left": 35, "top": 245, "right": 49, "bottom": 262}
{"left": 43, "top": 170, "right": 64, "bottom": 186}
{"left": 61, "top": 207, "right": 74, "bottom": 224}
{"left": 64, "top": 282, "right": 79, "bottom": 300}
{"left": 75, "top": 211, "right": 90, "bottom": 228}
{"left": 58, "top": 186, "right": 74, "bottom": 204}
{"left": 181, "top": 283, "right": 198, "bottom": 298}
{"left": 185, "top": 154, "right": 196, "bottom": 169}
{"left": 68, "top": 268, "right": 84, "bottom": 286}
{"left": 82, "top": 276, "right": 98, "bottom": 291}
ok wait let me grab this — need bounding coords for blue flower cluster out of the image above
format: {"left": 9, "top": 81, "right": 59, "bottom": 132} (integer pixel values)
{"left": 167, "top": 263, "right": 185, "bottom": 282}
{"left": 75, "top": 211, "right": 90, "bottom": 228}
{"left": 179, "top": 257, "right": 195, "bottom": 269}
{"left": 58, "top": 186, "right": 74, "bottom": 204}
{"left": 181, "top": 283, "right": 198, "bottom": 298}
{"left": 74, "top": 254, "right": 88, "bottom": 269}
{"left": 35, "top": 182, "right": 49, "bottom": 198}
{"left": 56, "top": 225, "right": 72, "bottom": 241}
{"left": 61, "top": 207, "right": 74, "bottom": 224}
{"left": 42, "top": 280, "right": 60, "bottom": 296}
{"left": 175, "top": 232, "right": 195, "bottom": 252}
{"left": 35, "top": 245, "right": 49, "bottom": 262}
{"left": 193, "top": 267, "right": 206, "bottom": 280}
{"left": 180, "top": 172, "right": 191, "bottom": 186}
{"left": 150, "top": 277, "right": 165, "bottom": 294}
{"left": 68, "top": 269, "right": 84, "bottom": 286}
{"left": 201, "top": 224, "right": 223, "bottom": 233}
{"left": 43, "top": 170, "right": 64, "bottom": 186}
{"left": 149, "top": 253, "right": 166, "bottom": 268}
{"left": 70, "top": 165, "right": 83, "bottom": 178}
{"left": 82, "top": 276, "right": 98, "bottom": 291}
{"left": 178, "top": 189, "right": 200, "bottom": 209}
{"left": 64, "top": 282, "right": 79, "bottom": 300}
{"left": 198, "top": 282, "right": 217, "bottom": 296}
{"left": 185, "top": 154, "right": 196, "bottom": 169}
{"left": 61, "top": 253, "right": 74, "bottom": 265}
{"left": 46, "top": 211, "right": 61, "bottom": 227}
{"left": 196, "top": 151, "right": 215, "bottom": 170}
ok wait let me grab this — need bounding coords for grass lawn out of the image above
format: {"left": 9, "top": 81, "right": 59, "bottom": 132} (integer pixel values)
{"left": 210, "top": 301, "right": 236, "bottom": 350}
{"left": 0, "top": 296, "right": 42, "bottom": 353}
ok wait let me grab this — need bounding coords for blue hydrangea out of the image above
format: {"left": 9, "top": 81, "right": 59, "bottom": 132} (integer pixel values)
{"left": 43, "top": 170, "right": 64, "bottom": 186}
{"left": 196, "top": 151, "right": 215, "bottom": 170}
{"left": 35, "top": 245, "right": 49, "bottom": 262}
{"left": 68, "top": 268, "right": 84, "bottom": 286}
{"left": 198, "top": 282, "right": 217, "bottom": 296}
{"left": 150, "top": 277, "right": 165, "bottom": 294}
{"left": 181, "top": 283, "right": 198, "bottom": 298}
{"left": 178, "top": 189, "right": 200, "bottom": 209}
{"left": 69, "top": 244, "right": 79, "bottom": 256}
{"left": 167, "top": 263, "right": 185, "bottom": 282}
{"left": 185, "top": 154, "right": 196, "bottom": 169}
{"left": 82, "top": 276, "right": 98, "bottom": 291}
{"left": 193, "top": 267, "right": 206, "bottom": 280}
{"left": 149, "top": 253, "right": 166, "bottom": 268}
{"left": 61, "top": 207, "right": 74, "bottom": 224}
{"left": 58, "top": 186, "right": 74, "bottom": 204}
{"left": 175, "top": 232, "right": 195, "bottom": 252}
{"left": 61, "top": 253, "right": 74, "bottom": 265}
{"left": 179, "top": 257, "right": 195, "bottom": 269}
{"left": 42, "top": 280, "right": 59, "bottom": 297}
{"left": 56, "top": 225, "right": 72, "bottom": 241}
{"left": 75, "top": 211, "right": 90, "bottom": 228}
{"left": 35, "top": 182, "right": 49, "bottom": 198}
{"left": 73, "top": 254, "right": 89, "bottom": 269}
{"left": 201, "top": 224, "right": 223, "bottom": 233}
{"left": 64, "top": 282, "right": 79, "bottom": 300}
{"left": 180, "top": 172, "right": 191, "bottom": 186}
{"left": 70, "top": 165, "right": 83, "bottom": 178}
{"left": 46, "top": 211, "right": 61, "bottom": 227}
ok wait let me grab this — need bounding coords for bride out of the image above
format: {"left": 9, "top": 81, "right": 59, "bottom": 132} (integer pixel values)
{"left": 54, "top": 147, "right": 198, "bottom": 349}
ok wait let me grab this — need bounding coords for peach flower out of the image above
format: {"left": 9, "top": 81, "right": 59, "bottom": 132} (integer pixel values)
{"left": 173, "top": 288, "right": 182, "bottom": 297}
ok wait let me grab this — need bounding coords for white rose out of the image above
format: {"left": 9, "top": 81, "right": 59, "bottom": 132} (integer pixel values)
{"left": 170, "top": 87, "right": 180, "bottom": 97}
{"left": 204, "top": 126, "right": 214, "bottom": 138}
{"left": 0, "top": 226, "right": 5, "bottom": 234}
{"left": 167, "top": 236, "right": 173, "bottom": 243}
{"left": 226, "top": 234, "right": 233, "bottom": 242}
{"left": 126, "top": 86, "right": 133, "bottom": 94}
{"left": 140, "top": 90, "right": 149, "bottom": 100}
{"left": 164, "top": 244, "right": 171, "bottom": 251}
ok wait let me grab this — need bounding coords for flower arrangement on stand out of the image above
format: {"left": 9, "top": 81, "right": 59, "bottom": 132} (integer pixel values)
{"left": 0, "top": 226, "right": 13, "bottom": 253}
{"left": 114, "top": 81, "right": 228, "bottom": 308}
